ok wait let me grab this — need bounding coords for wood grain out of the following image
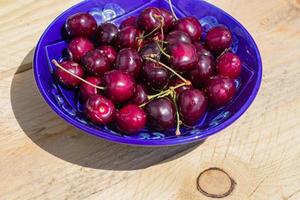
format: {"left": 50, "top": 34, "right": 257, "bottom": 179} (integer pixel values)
{"left": 0, "top": 0, "right": 300, "bottom": 199}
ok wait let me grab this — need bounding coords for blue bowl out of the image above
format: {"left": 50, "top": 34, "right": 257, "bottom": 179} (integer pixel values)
{"left": 33, "top": 0, "right": 262, "bottom": 146}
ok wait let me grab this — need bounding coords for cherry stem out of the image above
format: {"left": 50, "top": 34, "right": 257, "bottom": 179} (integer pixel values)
{"left": 52, "top": 60, "right": 105, "bottom": 90}
{"left": 172, "top": 91, "right": 181, "bottom": 135}
{"left": 216, "top": 48, "right": 232, "bottom": 61}
{"left": 144, "top": 57, "right": 191, "bottom": 85}
{"left": 156, "top": 42, "right": 171, "bottom": 59}
{"left": 168, "top": 0, "right": 178, "bottom": 20}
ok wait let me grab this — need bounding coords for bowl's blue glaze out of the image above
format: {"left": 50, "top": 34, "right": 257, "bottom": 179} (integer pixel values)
{"left": 33, "top": 0, "right": 262, "bottom": 146}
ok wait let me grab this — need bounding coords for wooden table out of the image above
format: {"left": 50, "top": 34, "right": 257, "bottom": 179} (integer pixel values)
{"left": 1, "top": 0, "right": 300, "bottom": 199}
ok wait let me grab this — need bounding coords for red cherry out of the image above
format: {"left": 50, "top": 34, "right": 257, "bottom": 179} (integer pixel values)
{"left": 79, "top": 76, "right": 102, "bottom": 101}
{"left": 103, "top": 70, "right": 135, "bottom": 103}
{"left": 129, "top": 84, "right": 148, "bottom": 105}
{"left": 160, "top": 8, "right": 175, "bottom": 32}
{"left": 115, "top": 26, "right": 143, "bottom": 49}
{"left": 216, "top": 52, "right": 241, "bottom": 79}
{"left": 166, "top": 30, "right": 192, "bottom": 45}
{"left": 85, "top": 95, "right": 115, "bottom": 125}
{"left": 138, "top": 7, "right": 162, "bottom": 33}
{"left": 97, "top": 45, "right": 117, "bottom": 64}
{"left": 140, "top": 42, "right": 161, "bottom": 60}
{"left": 205, "top": 26, "right": 232, "bottom": 55}
{"left": 68, "top": 37, "right": 94, "bottom": 61}
{"left": 55, "top": 60, "right": 84, "bottom": 88}
{"left": 95, "top": 23, "right": 118, "bottom": 45}
{"left": 120, "top": 16, "right": 137, "bottom": 29}
{"left": 65, "top": 12, "right": 97, "bottom": 38}
{"left": 175, "top": 17, "right": 202, "bottom": 41}
{"left": 205, "top": 75, "right": 236, "bottom": 107}
{"left": 116, "top": 104, "right": 147, "bottom": 134}
{"left": 81, "top": 49, "right": 110, "bottom": 76}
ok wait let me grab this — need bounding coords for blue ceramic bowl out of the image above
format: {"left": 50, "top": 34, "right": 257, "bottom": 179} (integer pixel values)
{"left": 33, "top": 0, "right": 262, "bottom": 146}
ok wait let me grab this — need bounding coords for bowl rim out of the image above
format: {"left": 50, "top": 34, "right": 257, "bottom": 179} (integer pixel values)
{"left": 33, "top": 0, "right": 262, "bottom": 146}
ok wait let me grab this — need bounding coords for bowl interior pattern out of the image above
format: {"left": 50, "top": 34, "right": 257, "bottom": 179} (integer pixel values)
{"left": 34, "top": 0, "right": 262, "bottom": 146}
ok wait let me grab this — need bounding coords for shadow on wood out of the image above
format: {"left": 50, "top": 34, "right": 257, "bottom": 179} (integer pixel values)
{"left": 10, "top": 49, "right": 204, "bottom": 170}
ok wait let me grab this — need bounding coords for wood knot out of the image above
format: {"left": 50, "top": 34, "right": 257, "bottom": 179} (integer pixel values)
{"left": 196, "top": 167, "right": 236, "bottom": 198}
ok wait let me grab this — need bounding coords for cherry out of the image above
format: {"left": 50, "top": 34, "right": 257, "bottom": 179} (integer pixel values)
{"left": 205, "top": 75, "right": 236, "bottom": 107}
{"left": 142, "top": 61, "right": 170, "bottom": 91}
{"left": 194, "top": 42, "right": 214, "bottom": 58}
{"left": 216, "top": 52, "right": 241, "bottom": 79}
{"left": 145, "top": 97, "right": 176, "bottom": 131}
{"left": 205, "top": 26, "right": 232, "bottom": 55}
{"left": 119, "top": 16, "right": 137, "bottom": 29}
{"left": 97, "top": 45, "right": 117, "bottom": 64}
{"left": 55, "top": 60, "right": 84, "bottom": 88}
{"left": 160, "top": 8, "right": 175, "bottom": 32}
{"left": 115, "top": 48, "right": 143, "bottom": 78}
{"left": 138, "top": 7, "right": 162, "bottom": 33}
{"left": 140, "top": 42, "right": 161, "bottom": 60}
{"left": 103, "top": 70, "right": 135, "bottom": 103}
{"left": 115, "top": 26, "right": 142, "bottom": 49}
{"left": 116, "top": 104, "right": 147, "bottom": 134}
{"left": 189, "top": 54, "right": 215, "bottom": 88}
{"left": 84, "top": 95, "right": 115, "bottom": 125}
{"left": 129, "top": 84, "right": 148, "bottom": 105}
{"left": 65, "top": 12, "right": 97, "bottom": 38}
{"left": 169, "top": 76, "right": 193, "bottom": 94}
{"left": 68, "top": 37, "right": 94, "bottom": 62}
{"left": 174, "top": 17, "right": 202, "bottom": 41}
{"left": 79, "top": 76, "right": 102, "bottom": 101}
{"left": 178, "top": 89, "right": 207, "bottom": 125}
{"left": 168, "top": 42, "right": 198, "bottom": 71}
{"left": 81, "top": 49, "right": 110, "bottom": 76}
{"left": 95, "top": 23, "right": 118, "bottom": 45}
{"left": 166, "top": 30, "right": 192, "bottom": 45}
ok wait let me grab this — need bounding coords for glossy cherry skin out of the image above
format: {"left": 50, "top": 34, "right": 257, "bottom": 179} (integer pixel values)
{"left": 55, "top": 60, "right": 84, "bottom": 88}
{"left": 138, "top": 7, "right": 162, "bottom": 33}
{"left": 205, "top": 76, "right": 236, "bottom": 107}
{"left": 205, "top": 26, "right": 232, "bottom": 55}
{"left": 168, "top": 42, "right": 198, "bottom": 71}
{"left": 116, "top": 104, "right": 147, "bottom": 134}
{"left": 174, "top": 17, "right": 202, "bottom": 41}
{"left": 129, "top": 84, "right": 148, "bottom": 105}
{"left": 160, "top": 8, "right": 175, "bottom": 32}
{"left": 68, "top": 37, "right": 94, "bottom": 62}
{"left": 178, "top": 89, "right": 207, "bottom": 125}
{"left": 103, "top": 70, "right": 135, "bottom": 103}
{"left": 142, "top": 61, "right": 170, "bottom": 91}
{"left": 145, "top": 98, "right": 176, "bottom": 131}
{"left": 84, "top": 95, "right": 115, "bottom": 125}
{"left": 140, "top": 42, "right": 161, "bottom": 60}
{"left": 216, "top": 52, "right": 241, "bottom": 79}
{"left": 115, "top": 48, "right": 143, "bottom": 78}
{"left": 115, "top": 26, "right": 142, "bottom": 49}
{"left": 166, "top": 30, "right": 191, "bottom": 45}
{"left": 95, "top": 23, "right": 118, "bottom": 45}
{"left": 97, "top": 45, "right": 117, "bottom": 64}
{"left": 79, "top": 76, "right": 102, "bottom": 101}
{"left": 81, "top": 49, "right": 110, "bottom": 76}
{"left": 169, "top": 76, "right": 193, "bottom": 94}
{"left": 189, "top": 54, "right": 215, "bottom": 88}
{"left": 65, "top": 12, "right": 97, "bottom": 38}
{"left": 119, "top": 16, "right": 137, "bottom": 29}
{"left": 194, "top": 42, "right": 214, "bottom": 58}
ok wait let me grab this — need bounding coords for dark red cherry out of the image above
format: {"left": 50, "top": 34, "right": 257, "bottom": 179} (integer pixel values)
{"left": 55, "top": 60, "right": 84, "bottom": 88}
{"left": 138, "top": 7, "right": 162, "bottom": 33}
{"left": 146, "top": 98, "right": 176, "bottom": 131}
{"left": 79, "top": 76, "right": 102, "bottom": 101}
{"left": 84, "top": 95, "right": 115, "bottom": 125}
{"left": 216, "top": 52, "right": 241, "bottom": 79}
{"left": 129, "top": 84, "right": 148, "bottom": 105}
{"left": 168, "top": 42, "right": 198, "bottom": 71}
{"left": 65, "top": 12, "right": 97, "bottom": 38}
{"left": 169, "top": 76, "right": 193, "bottom": 94}
{"left": 103, "top": 70, "right": 135, "bottom": 103}
{"left": 205, "top": 75, "right": 236, "bottom": 107}
{"left": 97, "top": 45, "right": 117, "bottom": 64}
{"left": 81, "top": 49, "right": 110, "bottom": 76}
{"left": 166, "top": 30, "right": 191, "bottom": 45}
{"left": 175, "top": 17, "right": 202, "bottom": 41}
{"left": 194, "top": 42, "right": 214, "bottom": 58}
{"left": 115, "top": 48, "right": 143, "bottom": 78}
{"left": 119, "top": 16, "right": 137, "bottom": 29}
{"left": 160, "top": 8, "right": 175, "bottom": 32}
{"left": 140, "top": 42, "right": 161, "bottom": 60}
{"left": 205, "top": 26, "right": 232, "bottom": 55}
{"left": 116, "top": 104, "right": 147, "bottom": 134}
{"left": 142, "top": 61, "right": 170, "bottom": 91}
{"left": 178, "top": 89, "right": 207, "bottom": 125}
{"left": 189, "top": 54, "right": 215, "bottom": 88}
{"left": 95, "top": 23, "right": 118, "bottom": 45}
{"left": 68, "top": 37, "right": 94, "bottom": 61}
{"left": 115, "top": 26, "right": 143, "bottom": 49}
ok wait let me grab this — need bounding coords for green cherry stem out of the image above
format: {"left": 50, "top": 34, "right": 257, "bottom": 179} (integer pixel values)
{"left": 172, "top": 91, "right": 181, "bottom": 135}
{"left": 156, "top": 42, "right": 171, "bottom": 59}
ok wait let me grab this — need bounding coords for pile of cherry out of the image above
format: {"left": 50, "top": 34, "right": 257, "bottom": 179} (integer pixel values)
{"left": 53, "top": 6, "right": 241, "bottom": 136}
